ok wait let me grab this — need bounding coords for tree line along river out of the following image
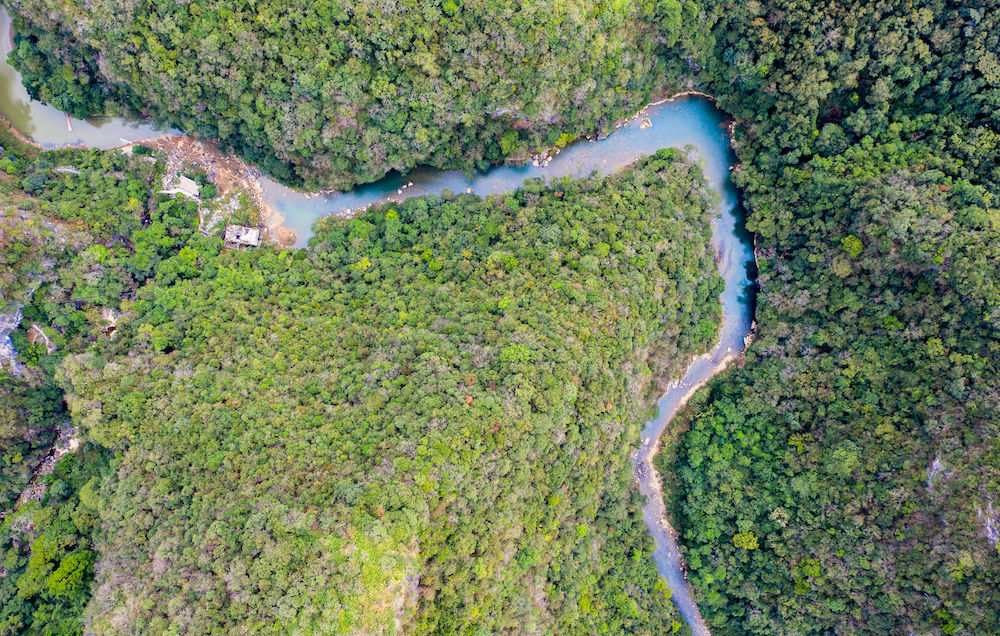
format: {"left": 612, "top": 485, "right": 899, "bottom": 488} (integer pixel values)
{"left": 0, "top": 9, "right": 756, "bottom": 631}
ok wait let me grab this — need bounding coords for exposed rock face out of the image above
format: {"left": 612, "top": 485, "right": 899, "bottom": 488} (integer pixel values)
{"left": 979, "top": 502, "right": 999, "bottom": 549}
{"left": 926, "top": 455, "right": 945, "bottom": 490}
{"left": 0, "top": 306, "right": 24, "bottom": 364}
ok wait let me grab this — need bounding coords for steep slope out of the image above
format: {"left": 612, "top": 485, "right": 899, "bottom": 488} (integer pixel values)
{"left": 660, "top": 2, "right": 1000, "bottom": 633}
{"left": 0, "top": 126, "right": 182, "bottom": 635}
{"left": 62, "top": 151, "right": 721, "bottom": 633}
{"left": 7, "top": 0, "right": 706, "bottom": 188}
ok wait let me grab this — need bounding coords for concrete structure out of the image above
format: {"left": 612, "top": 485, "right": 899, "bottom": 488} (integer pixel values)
{"left": 160, "top": 175, "right": 201, "bottom": 198}
{"left": 176, "top": 176, "right": 200, "bottom": 198}
{"left": 224, "top": 224, "right": 262, "bottom": 248}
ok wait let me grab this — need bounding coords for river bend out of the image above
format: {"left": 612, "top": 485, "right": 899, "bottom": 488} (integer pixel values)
{"left": 0, "top": 15, "right": 756, "bottom": 630}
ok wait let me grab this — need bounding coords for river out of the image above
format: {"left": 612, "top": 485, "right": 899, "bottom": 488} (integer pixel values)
{"left": 0, "top": 9, "right": 173, "bottom": 148}
{"left": 258, "top": 99, "right": 758, "bottom": 635}
{"left": 0, "top": 11, "right": 756, "bottom": 632}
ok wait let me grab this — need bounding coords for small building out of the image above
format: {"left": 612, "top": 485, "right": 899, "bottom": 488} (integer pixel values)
{"left": 224, "top": 224, "right": 262, "bottom": 248}
{"left": 177, "top": 176, "right": 200, "bottom": 198}
{"left": 159, "top": 175, "right": 201, "bottom": 199}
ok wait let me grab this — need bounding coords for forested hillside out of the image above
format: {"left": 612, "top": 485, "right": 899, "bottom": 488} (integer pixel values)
{"left": 660, "top": 1, "right": 1000, "bottom": 634}
{"left": 2, "top": 146, "right": 722, "bottom": 633}
{"left": 0, "top": 126, "right": 166, "bottom": 513}
{"left": 0, "top": 126, "right": 197, "bottom": 633}
{"left": 6, "top": 0, "right": 705, "bottom": 188}
{"left": 5, "top": 0, "right": 1000, "bottom": 634}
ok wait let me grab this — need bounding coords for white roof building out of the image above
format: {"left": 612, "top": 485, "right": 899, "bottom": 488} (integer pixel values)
{"left": 176, "top": 176, "right": 200, "bottom": 198}
{"left": 224, "top": 224, "right": 262, "bottom": 248}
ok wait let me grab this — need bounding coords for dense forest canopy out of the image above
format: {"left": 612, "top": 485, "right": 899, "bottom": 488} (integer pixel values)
{"left": 1, "top": 144, "right": 721, "bottom": 633}
{"left": 658, "top": 1, "right": 1000, "bottom": 634}
{"left": 3, "top": 0, "right": 1000, "bottom": 634}
{"left": 0, "top": 126, "right": 197, "bottom": 633}
{"left": 6, "top": 0, "right": 705, "bottom": 188}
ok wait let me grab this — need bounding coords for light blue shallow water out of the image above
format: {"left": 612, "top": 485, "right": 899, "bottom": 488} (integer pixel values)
{"left": 264, "top": 96, "right": 756, "bottom": 634}
{"left": 0, "top": 15, "right": 755, "bottom": 626}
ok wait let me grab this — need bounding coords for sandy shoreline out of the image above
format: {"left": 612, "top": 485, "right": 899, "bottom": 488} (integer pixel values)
{"left": 0, "top": 113, "right": 43, "bottom": 150}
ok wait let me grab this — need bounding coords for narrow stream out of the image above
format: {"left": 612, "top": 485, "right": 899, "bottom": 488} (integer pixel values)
{"left": 258, "top": 99, "right": 748, "bottom": 253}
{"left": 0, "top": 12, "right": 756, "bottom": 631}
{"left": 635, "top": 176, "right": 755, "bottom": 635}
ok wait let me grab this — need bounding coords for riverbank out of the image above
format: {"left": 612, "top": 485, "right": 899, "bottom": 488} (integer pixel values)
{"left": 634, "top": 348, "right": 737, "bottom": 636}
{"left": 255, "top": 88, "right": 730, "bottom": 244}
{"left": 0, "top": 49, "right": 724, "bottom": 251}
{"left": 120, "top": 135, "right": 292, "bottom": 245}
{"left": 0, "top": 55, "right": 758, "bottom": 630}
{"left": 635, "top": 345, "right": 740, "bottom": 636}
{"left": 0, "top": 112, "right": 42, "bottom": 150}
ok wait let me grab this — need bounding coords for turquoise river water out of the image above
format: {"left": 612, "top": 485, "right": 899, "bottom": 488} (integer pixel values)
{"left": 0, "top": 13, "right": 756, "bottom": 632}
